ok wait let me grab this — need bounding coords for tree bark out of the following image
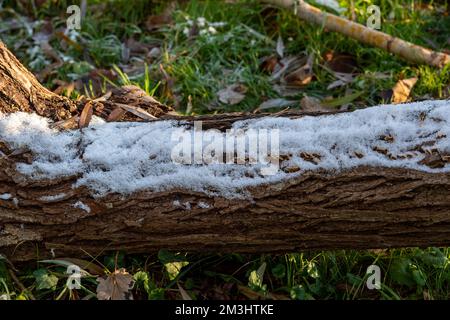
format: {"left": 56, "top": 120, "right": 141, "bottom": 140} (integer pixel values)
{"left": 0, "top": 42, "right": 77, "bottom": 121}
{"left": 1, "top": 42, "right": 450, "bottom": 262}
{"left": 1, "top": 161, "right": 450, "bottom": 262}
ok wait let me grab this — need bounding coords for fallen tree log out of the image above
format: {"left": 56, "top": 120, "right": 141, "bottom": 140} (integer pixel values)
{"left": 1, "top": 41, "right": 450, "bottom": 262}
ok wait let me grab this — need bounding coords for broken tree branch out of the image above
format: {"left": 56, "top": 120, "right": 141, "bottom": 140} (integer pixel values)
{"left": 264, "top": 0, "right": 450, "bottom": 68}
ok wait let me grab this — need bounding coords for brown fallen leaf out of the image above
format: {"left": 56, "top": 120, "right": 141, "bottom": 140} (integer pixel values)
{"left": 51, "top": 116, "right": 79, "bottom": 131}
{"left": 259, "top": 55, "right": 279, "bottom": 74}
{"left": 300, "top": 95, "right": 333, "bottom": 112}
{"left": 99, "top": 85, "right": 171, "bottom": 121}
{"left": 96, "top": 268, "right": 134, "bottom": 300}
{"left": 145, "top": 15, "right": 173, "bottom": 31}
{"left": 58, "top": 258, "right": 104, "bottom": 276}
{"left": 79, "top": 101, "right": 94, "bottom": 128}
{"left": 145, "top": 1, "right": 175, "bottom": 31}
{"left": 326, "top": 72, "right": 354, "bottom": 90}
{"left": 107, "top": 107, "right": 127, "bottom": 122}
{"left": 258, "top": 98, "right": 297, "bottom": 110}
{"left": 391, "top": 77, "right": 418, "bottom": 103}
{"left": 419, "top": 152, "right": 446, "bottom": 169}
{"left": 115, "top": 103, "right": 158, "bottom": 120}
{"left": 284, "top": 53, "right": 314, "bottom": 86}
{"left": 217, "top": 83, "right": 247, "bottom": 105}
{"left": 324, "top": 51, "right": 358, "bottom": 74}
{"left": 53, "top": 80, "right": 75, "bottom": 97}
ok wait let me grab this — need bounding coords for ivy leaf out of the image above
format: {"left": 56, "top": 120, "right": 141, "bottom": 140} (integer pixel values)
{"left": 33, "top": 269, "right": 58, "bottom": 291}
{"left": 158, "top": 250, "right": 189, "bottom": 280}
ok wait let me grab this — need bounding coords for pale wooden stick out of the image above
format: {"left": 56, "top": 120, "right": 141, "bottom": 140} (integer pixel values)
{"left": 265, "top": 0, "right": 450, "bottom": 68}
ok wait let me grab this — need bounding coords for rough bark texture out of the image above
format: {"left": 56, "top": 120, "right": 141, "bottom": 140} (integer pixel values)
{"left": 0, "top": 42, "right": 77, "bottom": 121}
{"left": 0, "top": 41, "right": 171, "bottom": 126}
{"left": 1, "top": 156, "right": 450, "bottom": 262}
{"left": 1, "top": 41, "right": 450, "bottom": 262}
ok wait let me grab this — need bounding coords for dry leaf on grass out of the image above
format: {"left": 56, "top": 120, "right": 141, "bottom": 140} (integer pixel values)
{"left": 96, "top": 268, "right": 135, "bottom": 300}
{"left": 258, "top": 98, "right": 297, "bottom": 110}
{"left": 52, "top": 80, "right": 75, "bottom": 97}
{"left": 391, "top": 77, "right": 418, "bottom": 103}
{"left": 217, "top": 83, "right": 247, "bottom": 105}
{"left": 323, "top": 52, "right": 358, "bottom": 90}
{"left": 259, "top": 55, "right": 279, "bottom": 74}
{"left": 283, "top": 53, "right": 314, "bottom": 86}
{"left": 300, "top": 96, "right": 333, "bottom": 112}
{"left": 327, "top": 72, "right": 355, "bottom": 90}
{"left": 324, "top": 52, "right": 358, "bottom": 74}
{"left": 267, "top": 53, "right": 315, "bottom": 97}
{"left": 107, "top": 107, "right": 127, "bottom": 122}
{"left": 144, "top": 2, "right": 175, "bottom": 31}
{"left": 115, "top": 103, "right": 158, "bottom": 120}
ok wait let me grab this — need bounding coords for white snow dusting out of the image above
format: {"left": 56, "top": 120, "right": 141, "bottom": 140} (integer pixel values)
{"left": 73, "top": 201, "right": 91, "bottom": 213}
{"left": 0, "top": 100, "right": 449, "bottom": 198}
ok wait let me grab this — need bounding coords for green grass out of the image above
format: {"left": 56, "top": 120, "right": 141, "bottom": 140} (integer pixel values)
{"left": 0, "top": 0, "right": 450, "bottom": 300}
{"left": 2, "top": 248, "right": 450, "bottom": 300}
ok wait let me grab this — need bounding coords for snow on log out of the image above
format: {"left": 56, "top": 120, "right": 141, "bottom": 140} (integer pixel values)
{"left": 1, "top": 100, "right": 450, "bottom": 261}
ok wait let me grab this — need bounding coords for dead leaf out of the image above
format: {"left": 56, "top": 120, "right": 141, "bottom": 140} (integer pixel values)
{"left": 270, "top": 56, "right": 301, "bottom": 82}
{"left": 217, "top": 84, "right": 247, "bottom": 105}
{"left": 107, "top": 107, "right": 127, "bottom": 122}
{"left": 419, "top": 152, "right": 446, "bottom": 169}
{"left": 115, "top": 103, "right": 157, "bottom": 120}
{"left": 53, "top": 80, "right": 75, "bottom": 97}
{"left": 79, "top": 101, "right": 94, "bottom": 128}
{"left": 300, "top": 96, "right": 332, "bottom": 112}
{"left": 327, "top": 72, "right": 355, "bottom": 90}
{"left": 391, "top": 77, "right": 418, "bottom": 103}
{"left": 103, "top": 85, "right": 171, "bottom": 120}
{"left": 145, "top": 15, "right": 172, "bottom": 30}
{"left": 284, "top": 53, "right": 314, "bottom": 86}
{"left": 276, "top": 35, "right": 284, "bottom": 58}
{"left": 258, "top": 98, "right": 297, "bottom": 110}
{"left": 96, "top": 268, "right": 134, "bottom": 300}
{"left": 145, "top": 1, "right": 175, "bottom": 31}
{"left": 259, "top": 55, "right": 279, "bottom": 74}
{"left": 324, "top": 52, "right": 358, "bottom": 74}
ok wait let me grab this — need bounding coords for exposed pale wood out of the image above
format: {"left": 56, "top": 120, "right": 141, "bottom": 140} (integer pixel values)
{"left": 265, "top": 0, "right": 450, "bottom": 68}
